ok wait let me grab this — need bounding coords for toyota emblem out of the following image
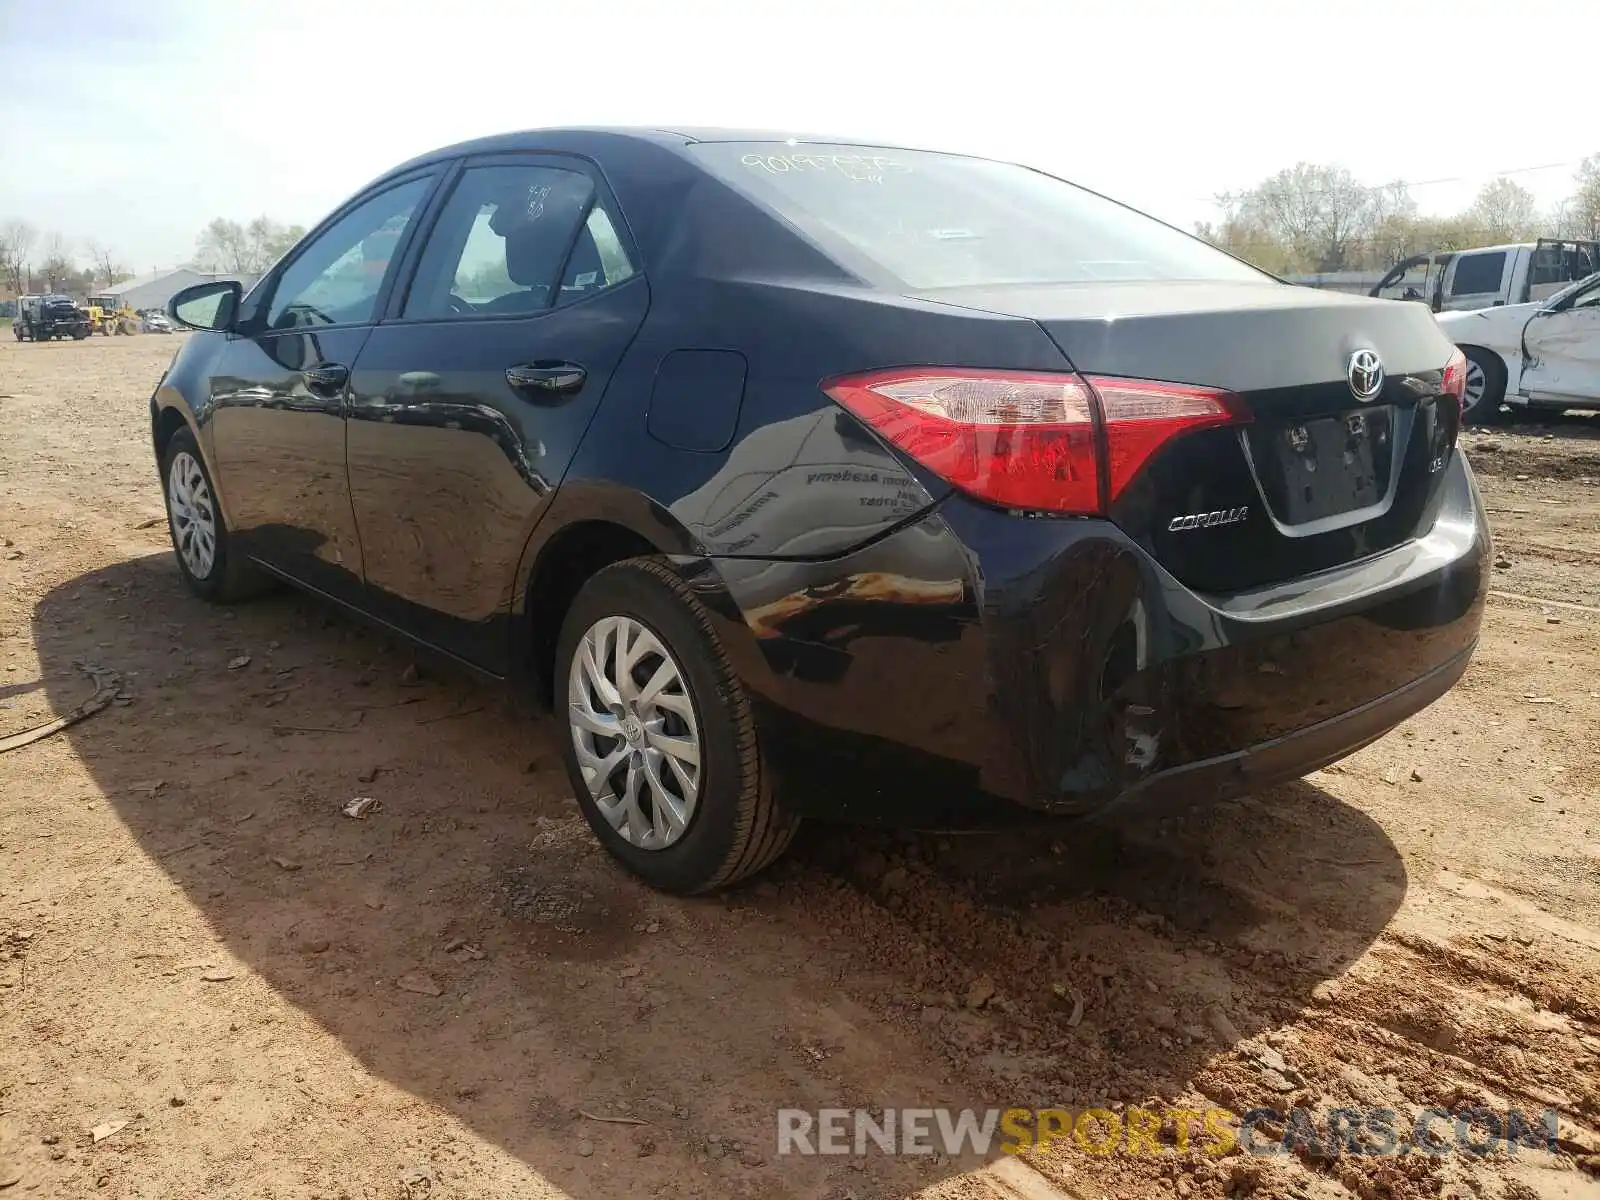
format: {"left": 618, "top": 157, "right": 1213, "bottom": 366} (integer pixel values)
{"left": 1347, "top": 349, "right": 1384, "bottom": 401}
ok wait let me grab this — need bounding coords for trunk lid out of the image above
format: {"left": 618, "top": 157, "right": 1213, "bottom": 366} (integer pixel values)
{"left": 923, "top": 280, "right": 1463, "bottom": 593}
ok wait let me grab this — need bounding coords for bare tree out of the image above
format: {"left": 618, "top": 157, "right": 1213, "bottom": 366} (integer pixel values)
{"left": 194, "top": 215, "right": 309, "bottom": 275}
{"left": 1364, "top": 181, "right": 1424, "bottom": 267}
{"left": 1196, "top": 159, "right": 1600, "bottom": 278}
{"left": 37, "top": 232, "right": 76, "bottom": 293}
{"left": 85, "top": 240, "right": 129, "bottom": 288}
{"left": 0, "top": 219, "right": 37, "bottom": 295}
{"left": 194, "top": 218, "right": 254, "bottom": 273}
{"left": 1216, "top": 164, "right": 1380, "bottom": 273}
{"left": 1466, "top": 178, "right": 1542, "bottom": 244}
{"left": 245, "top": 216, "right": 306, "bottom": 271}
{"left": 1564, "top": 154, "right": 1600, "bottom": 241}
{"left": 1194, "top": 215, "right": 1299, "bottom": 276}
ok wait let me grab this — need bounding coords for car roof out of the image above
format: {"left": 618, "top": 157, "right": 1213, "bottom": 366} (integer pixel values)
{"left": 383, "top": 126, "right": 944, "bottom": 176}
{"left": 1456, "top": 243, "right": 1537, "bottom": 255}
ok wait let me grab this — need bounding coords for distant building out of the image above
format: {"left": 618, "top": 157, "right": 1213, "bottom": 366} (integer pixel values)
{"left": 101, "top": 268, "right": 260, "bottom": 312}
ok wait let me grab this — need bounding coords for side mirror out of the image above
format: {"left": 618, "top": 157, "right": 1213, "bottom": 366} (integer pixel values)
{"left": 168, "top": 280, "right": 242, "bottom": 332}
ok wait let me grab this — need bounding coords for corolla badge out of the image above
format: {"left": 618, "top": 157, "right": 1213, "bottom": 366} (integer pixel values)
{"left": 1347, "top": 349, "right": 1384, "bottom": 401}
{"left": 1167, "top": 506, "right": 1249, "bottom": 533}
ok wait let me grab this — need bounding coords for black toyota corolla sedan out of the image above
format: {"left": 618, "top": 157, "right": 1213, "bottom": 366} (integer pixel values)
{"left": 154, "top": 127, "right": 1487, "bottom": 893}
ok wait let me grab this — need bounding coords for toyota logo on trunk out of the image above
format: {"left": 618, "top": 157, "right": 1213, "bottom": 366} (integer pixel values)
{"left": 1347, "top": 349, "right": 1384, "bottom": 401}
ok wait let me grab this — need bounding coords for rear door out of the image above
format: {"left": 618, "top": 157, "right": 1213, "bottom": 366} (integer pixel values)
{"left": 346, "top": 154, "right": 648, "bottom": 669}
{"left": 1519, "top": 275, "right": 1600, "bottom": 402}
{"left": 207, "top": 174, "right": 438, "bottom": 602}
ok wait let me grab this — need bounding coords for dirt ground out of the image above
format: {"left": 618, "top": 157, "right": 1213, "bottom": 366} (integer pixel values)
{"left": 1, "top": 335, "right": 1597, "bottom": 1200}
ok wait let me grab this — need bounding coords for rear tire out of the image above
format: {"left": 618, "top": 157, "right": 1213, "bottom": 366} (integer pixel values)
{"left": 555, "top": 557, "right": 798, "bottom": 894}
{"left": 160, "top": 426, "right": 270, "bottom": 603}
{"left": 1461, "top": 346, "right": 1507, "bottom": 425}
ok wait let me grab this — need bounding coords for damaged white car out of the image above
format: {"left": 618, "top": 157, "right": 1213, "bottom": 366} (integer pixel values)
{"left": 1437, "top": 270, "right": 1600, "bottom": 424}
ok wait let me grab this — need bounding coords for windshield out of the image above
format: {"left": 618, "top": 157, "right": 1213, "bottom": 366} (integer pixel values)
{"left": 1548, "top": 270, "right": 1600, "bottom": 308}
{"left": 691, "top": 142, "right": 1265, "bottom": 291}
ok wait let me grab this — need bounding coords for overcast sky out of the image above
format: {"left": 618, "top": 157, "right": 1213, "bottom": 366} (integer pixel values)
{"left": 2, "top": 0, "right": 1593, "bottom": 273}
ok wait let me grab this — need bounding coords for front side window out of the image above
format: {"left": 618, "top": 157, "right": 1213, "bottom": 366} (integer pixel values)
{"left": 691, "top": 142, "right": 1267, "bottom": 291}
{"left": 265, "top": 178, "right": 432, "bottom": 329}
{"left": 403, "top": 163, "right": 631, "bottom": 320}
{"left": 1450, "top": 252, "right": 1506, "bottom": 297}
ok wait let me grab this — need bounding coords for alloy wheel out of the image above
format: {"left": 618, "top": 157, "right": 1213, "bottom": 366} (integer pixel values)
{"left": 1462, "top": 357, "right": 1487, "bottom": 414}
{"left": 567, "top": 615, "right": 701, "bottom": 850}
{"left": 167, "top": 450, "right": 217, "bottom": 579}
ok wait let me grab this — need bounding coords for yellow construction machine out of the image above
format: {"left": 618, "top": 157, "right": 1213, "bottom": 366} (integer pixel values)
{"left": 86, "top": 294, "right": 140, "bottom": 335}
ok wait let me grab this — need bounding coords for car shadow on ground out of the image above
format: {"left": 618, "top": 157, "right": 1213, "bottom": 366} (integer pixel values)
{"left": 31, "top": 553, "right": 1408, "bottom": 1198}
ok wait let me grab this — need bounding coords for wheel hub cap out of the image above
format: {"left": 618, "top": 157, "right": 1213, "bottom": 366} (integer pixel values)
{"left": 167, "top": 451, "right": 217, "bottom": 579}
{"left": 567, "top": 615, "right": 701, "bottom": 850}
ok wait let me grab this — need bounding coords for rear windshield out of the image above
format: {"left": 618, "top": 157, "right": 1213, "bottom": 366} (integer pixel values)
{"left": 691, "top": 142, "right": 1264, "bottom": 291}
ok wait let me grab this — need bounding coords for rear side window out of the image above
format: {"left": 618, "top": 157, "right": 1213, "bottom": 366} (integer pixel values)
{"left": 403, "top": 163, "right": 633, "bottom": 320}
{"left": 558, "top": 206, "right": 636, "bottom": 303}
{"left": 1450, "top": 252, "right": 1506, "bottom": 297}
{"left": 1530, "top": 244, "right": 1598, "bottom": 289}
{"left": 1529, "top": 245, "right": 1567, "bottom": 287}
{"left": 690, "top": 143, "right": 1265, "bottom": 291}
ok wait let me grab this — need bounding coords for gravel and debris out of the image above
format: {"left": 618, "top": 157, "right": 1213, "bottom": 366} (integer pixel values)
{"left": 1, "top": 338, "right": 1597, "bottom": 1199}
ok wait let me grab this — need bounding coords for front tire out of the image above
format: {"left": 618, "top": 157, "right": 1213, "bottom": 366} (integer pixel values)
{"left": 555, "top": 557, "right": 797, "bottom": 894}
{"left": 160, "top": 426, "right": 267, "bottom": 603}
{"left": 1461, "top": 346, "right": 1507, "bottom": 425}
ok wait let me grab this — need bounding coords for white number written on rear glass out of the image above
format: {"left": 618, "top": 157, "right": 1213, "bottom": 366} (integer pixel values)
{"left": 739, "top": 153, "right": 912, "bottom": 182}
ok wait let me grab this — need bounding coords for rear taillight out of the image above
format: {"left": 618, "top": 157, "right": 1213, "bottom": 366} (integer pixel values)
{"left": 823, "top": 368, "right": 1245, "bottom": 515}
{"left": 1091, "top": 377, "right": 1247, "bottom": 504}
{"left": 1441, "top": 347, "right": 1468, "bottom": 415}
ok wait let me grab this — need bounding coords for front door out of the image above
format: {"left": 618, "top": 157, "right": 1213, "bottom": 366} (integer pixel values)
{"left": 1440, "top": 249, "right": 1511, "bottom": 312}
{"left": 206, "top": 174, "right": 437, "bottom": 601}
{"left": 1520, "top": 276, "right": 1600, "bottom": 403}
{"left": 346, "top": 156, "right": 648, "bottom": 669}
